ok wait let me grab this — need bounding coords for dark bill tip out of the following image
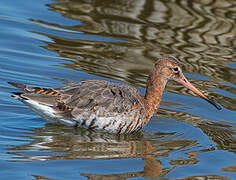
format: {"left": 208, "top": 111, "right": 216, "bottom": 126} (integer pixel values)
{"left": 205, "top": 96, "right": 222, "bottom": 110}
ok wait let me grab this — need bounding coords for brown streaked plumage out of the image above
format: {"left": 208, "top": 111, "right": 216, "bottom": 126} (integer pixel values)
{"left": 8, "top": 57, "right": 221, "bottom": 133}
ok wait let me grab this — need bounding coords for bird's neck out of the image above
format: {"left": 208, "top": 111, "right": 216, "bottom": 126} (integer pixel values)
{"left": 143, "top": 74, "right": 167, "bottom": 124}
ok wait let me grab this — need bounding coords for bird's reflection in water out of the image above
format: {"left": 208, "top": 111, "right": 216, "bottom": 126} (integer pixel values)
{"left": 81, "top": 157, "right": 176, "bottom": 179}
{"left": 9, "top": 123, "right": 197, "bottom": 178}
{"left": 9, "top": 119, "right": 235, "bottom": 179}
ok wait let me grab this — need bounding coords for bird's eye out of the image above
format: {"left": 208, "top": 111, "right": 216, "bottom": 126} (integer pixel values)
{"left": 173, "top": 66, "right": 179, "bottom": 73}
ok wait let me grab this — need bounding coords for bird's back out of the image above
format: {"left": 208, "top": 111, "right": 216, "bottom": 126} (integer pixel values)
{"left": 57, "top": 80, "right": 147, "bottom": 133}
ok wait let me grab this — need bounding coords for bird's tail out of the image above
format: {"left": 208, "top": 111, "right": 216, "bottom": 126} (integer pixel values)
{"left": 8, "top": 82, "right": 26, "bottom": 91}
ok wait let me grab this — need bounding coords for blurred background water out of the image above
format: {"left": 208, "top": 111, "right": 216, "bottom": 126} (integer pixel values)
{"left": 0, "top": 0, "right": 236, "bottom": 179}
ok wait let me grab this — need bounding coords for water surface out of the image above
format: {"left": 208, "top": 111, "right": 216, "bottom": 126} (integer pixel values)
{"left": 0, "top": 0, "right": 236, "bottom": 179}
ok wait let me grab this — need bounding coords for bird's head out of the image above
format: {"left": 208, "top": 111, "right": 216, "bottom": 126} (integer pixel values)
{"left": 152, "top": 56, "right": 221, "bottom": 110}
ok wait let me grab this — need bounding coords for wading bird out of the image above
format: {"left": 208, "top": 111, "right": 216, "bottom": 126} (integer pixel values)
{"left": 9, "top": 57, "right": 221, "bottom": 133}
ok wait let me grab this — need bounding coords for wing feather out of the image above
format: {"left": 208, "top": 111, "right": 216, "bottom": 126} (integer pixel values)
{"left": 56, "top": 80, "right": 145, "bottom": 118}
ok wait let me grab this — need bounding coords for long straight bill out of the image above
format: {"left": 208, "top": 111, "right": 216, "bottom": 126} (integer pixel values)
{"left": 178, "top": 78, "right": 221, "bottom": 110}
